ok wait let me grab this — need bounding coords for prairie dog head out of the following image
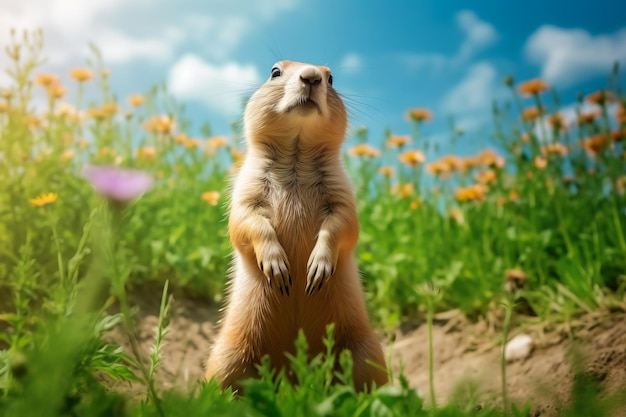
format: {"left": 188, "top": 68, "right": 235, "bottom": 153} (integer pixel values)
{"left": 244, "top": 61, "right": 347, "bottom": 146}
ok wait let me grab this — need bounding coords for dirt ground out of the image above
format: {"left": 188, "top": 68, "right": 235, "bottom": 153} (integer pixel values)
{"left": 104, "top": 290, "right": 626, "bottom": 416}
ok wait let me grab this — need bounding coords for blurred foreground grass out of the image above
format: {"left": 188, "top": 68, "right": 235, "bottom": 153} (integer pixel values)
{"left": 0, "top": 29, "right": 625, "bottom": 416}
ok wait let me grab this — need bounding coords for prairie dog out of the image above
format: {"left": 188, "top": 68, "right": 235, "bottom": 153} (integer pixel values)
{"left": 205, "top": 60, "right": 388, "bottom": 391}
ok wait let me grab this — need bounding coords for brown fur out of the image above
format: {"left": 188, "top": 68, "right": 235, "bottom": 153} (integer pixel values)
{"left": 205, "top": 60, "right": 388, "bottom": 391}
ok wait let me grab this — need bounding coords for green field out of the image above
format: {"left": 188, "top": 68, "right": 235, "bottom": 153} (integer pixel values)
{"left": 1, "top": 30, "right": 625, "bottom": 416}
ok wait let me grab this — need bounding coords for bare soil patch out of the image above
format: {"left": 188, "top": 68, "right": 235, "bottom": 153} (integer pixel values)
{"left": 104, "top": 289, "right": 626, "bottom": 416}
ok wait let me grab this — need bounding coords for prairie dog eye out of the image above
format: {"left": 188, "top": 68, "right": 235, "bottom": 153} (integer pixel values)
{"left": 328, "top": 74, "right": 333, "bottom": 86}
{"left": 271, "top": 67, "right": 282, "bottom": 79}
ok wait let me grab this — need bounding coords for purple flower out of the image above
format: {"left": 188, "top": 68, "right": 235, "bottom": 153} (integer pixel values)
{"left": 82, "top": 165, "right": 153, "bottom": 201}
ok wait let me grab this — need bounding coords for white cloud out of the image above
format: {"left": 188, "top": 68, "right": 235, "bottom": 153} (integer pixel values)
{"left": 94, "top": 29, "right": 176, "bottom": 64}
{"left": 168, "top": 54, "right": 261, "bottom": 116}
{"left": 455, "top": 10, "right": 498, "bottom": 62}
{"left": 525, "top": 25, "right": 626, "bottom": 87}
{"left": 339, "top": 53, "right": 363, "bottom": 74}
{"left": 440, "top": 62, "right": 506, "bottom": 130}
{"left": 398, "top": 10, "right": 498, "bottom": 72}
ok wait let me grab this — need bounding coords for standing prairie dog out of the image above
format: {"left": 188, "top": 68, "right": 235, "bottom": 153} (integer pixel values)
{"left": 205, "top": 60, "right": 388, "bottom": 391}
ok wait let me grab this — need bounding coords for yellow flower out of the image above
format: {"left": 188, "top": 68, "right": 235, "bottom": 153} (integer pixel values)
{"left": 60, "top": 149, "right": 75, "bottom": 162}
{"left": 22, "top": 115, "right": 43, "bottom": 129}
{"left": 387, "top": 134, "right": 410, "bottom": 148}
{"left": 70, "top": 68, "right": 93, "bottom": 82}
{"left": 547, "top": 113, "right": 566, "bottom": 132}
{"left": 29, "top": 192, "right": 58, "bottom": 207}
{"left": 390, "top": 183, "right": 414, "bottom": 198}
{"left": 207, "top": 136, "right": 229, "bottom": 148}
{"left": 34, "top": 73, "right": 60, "bottom": 88}
{"left": 202, "top": 191, "right": 221, "bottom": 206}
{"left": 137, "top": 146, "right": 157, "bottom": 160}
{"left": 517, "top": 78, "right": 550, "bottom": 97}
{"left": 0, "top": 102, "right": 7, "bottom": 113}
{"left": 143, "top": 115, "right": 175, "bottom": 135}
{"left": 378, "top": 166, "right": 395, "bottom": 177}
{"left": 454, "top": 184, "right": 488, "bottom": 202}
{"left": 474, "top": 169, "right": 497, "bottom": 184}
{"left": 398, "top": 150, "right": 425, "bottom": 167}
{"left": 405, "top": 108, "right": 433, "bottom": 122}
{"left": 521, "top": 106, "right": 541, "bottom": 121}
{"left": 534, "top": 155, "right": 548, "bottom": 169}
{"left": 347, "top": 144, "right": 381, "bottom": 158}
{"left": 128, "top": 94, "right": 145, "bottom": 107}
{"left": 476, "top": 149, "right": 505, "bottom": 168}
{"left": 410, "top": 197, "right": 422, "bottom": 210}
{"left": 541, "top": 142, "right": 568, "bottom": 157}
{"left": 47, "top": 84, "right": 65, "bottom": 99}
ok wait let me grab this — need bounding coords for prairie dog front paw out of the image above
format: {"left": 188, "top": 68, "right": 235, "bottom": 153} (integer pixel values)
{"left": 256, "top": 240, "right": 291, "bottom": 295}
{"left": 306, "top": 242, "right": 337, "bottom": 295}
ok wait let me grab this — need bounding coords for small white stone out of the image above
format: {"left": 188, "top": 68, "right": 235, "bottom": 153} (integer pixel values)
{"left": 505, "top": 334, "right": 533, "bottom": 362}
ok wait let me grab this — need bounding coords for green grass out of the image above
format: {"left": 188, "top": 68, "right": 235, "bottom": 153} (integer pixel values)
{"left": 0, "top": 29, "right": 625, "bottom": 416}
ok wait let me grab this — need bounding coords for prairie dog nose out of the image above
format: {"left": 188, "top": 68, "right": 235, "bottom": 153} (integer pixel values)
{"left": 299, "top": 66, "right": 322, "bottom": 86}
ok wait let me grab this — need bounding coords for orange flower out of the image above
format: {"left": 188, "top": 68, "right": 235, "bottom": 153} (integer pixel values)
{"left": 474, "top": 169, "right": 497, "bottom": 184}
{"left": 34, "top": 73, "right": 60, "bottom": 88}
{"left": 29, "top": 192, "right": 58, "bottom": 207}
{"left": 581, "top": 134, "right": 608, "bottom": 156}
{"left": 201, "top": 191, "right": 221, "bottom": 206}
{"left": 425, "top": 161, "right": 448, "bottom": 176}
{"left": 387, "top": 134, "right": 410, "bottom": 148}
{"left": 0, "top": 102, "right": 8, "bottom": 113}
{"left": 586, "top": 90, "right": 613, "bottom": 105}
{"left": 520, "top": 132, "right": 531, "bottom": 143}
{"left": 22, "top": 115, "right": 43, "bottom": 129}
{"left": 476, "top": 149, "right": 505, "bottom": 168}
{"left": 391, "top": 183, "right": 414, "bottom": 198}
{"left": 455, "top": 184, "right": 488, "bottom": 202}
{"left": 60, "top": 149, "right": 75, "bottom": 162}
{"left": 410, "top": 198, "right": 423, "bottom": 210}
{"left": 521, "top": 106, "right": 541, "bottom": 121}
{"left": 616, "top": 105, "right": 626, "bottom": 124}
{"left": 577, "top": 112, "right": 598, "bottom": 125}
{"left": 70, "top": 68, "right": 93, "bottom": 82}
{"left": 128, "top": 94, "right": 145, "bottom": 107}
{"left": 47, "top": 84, "right": 65, "bottom": 99}
{"left": 547, "top": 113, "right": 567, "bottom": 132}
{"left": 398, "top": 150, "right": 425, "bottom": 167}
{"left": 517, "top": 79, "right": 549, "bottom": 97}
{"left": 137, "top": 146, "right": 157, "bottom": 160}
{"left": 143, "top": 115, "right": 175, "bottom": 135}
{"left": 534, "top": 156, "right": 548, "bottom": 169}
{"left": 206, "top": 136, "right": 229, "bottom": 148}
{"left": 508, "top": 189, "right": 520, "bottom": 202}
{"left": 541, "top": 142, "right": 568, "bottom": 157}
{"left": 348, "top": 144, "right": 381, "bottom": 158}
{"left": 405, "top": 108, "right": 433, "bottom": 122}
{"left": 378, "top": 166, "right": 395, "bottom": 177}
{"left": 184, "top": 138, "right": 201, "bottom": 149}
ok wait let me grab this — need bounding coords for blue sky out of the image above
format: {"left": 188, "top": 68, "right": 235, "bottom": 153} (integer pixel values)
{"left": 1, "top": 0, "right": 625, "bottom": 156}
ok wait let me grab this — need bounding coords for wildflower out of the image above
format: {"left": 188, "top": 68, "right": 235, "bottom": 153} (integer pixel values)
{"left": 143, "top": 115, "right": 175, "bottom": 135}
{"left": 616, "top": 105, "right": 626, "bottom": 124}
{"left": 534, "top": 156, "right": 548, "bottom": 169}
{"left": 56, "top": 103, "right": 83, "bottom": 122}
{"left": 409, "top": 197, "right": 422, "bottom": 210}
{"left": 101, "top": 102, "right": 119, "bottom": 116}
{"left": 202, "top": 191, "right": 221, "bottom": 206}
{"left": 47, "top": 84, "right": 65, "bottom": 100}
{"left": 174, "top": 133, "right": 189, "bottom": 144}
{"left": 70, "top": 68, "right": 93, "bottom": 83}
{"left": 449, "top": 207, "right": 465, "bottom": 225}
{"left": 0, "top": 102, "right": 7, "bottom": 112}
{"left": 455, "top": 184, "right": 488, "bottom": 202}
{"left": 474, "top": 169, "right": 497, "bottom": 184}
{"left": 521, "top": 106, "right": 541, "bottom": 121}
{"left": 476, "top": 149, "right": 505, "bottom": 169}
{"left": 581, "top": 134, "right": 608, "bottom": 156}
{"left": 610, "top": 129, "right": 625, "bottom": 142}
{"left": 547, "top": 113, "right": 566, "bottom": 132}
{"left": 207, "top": 136, "right": 229, "bottom": 148}
{"left": 29, "top": 192, "right": 58, "bottom": 207}
{"left": 398, "top": 150, "right": 425, "bottom": 167}
{"left": 22, "top": 115, "right": 43, "bottom": 129}
{"left": 425, "top": 161, "right": 448, "bottom": 176}
{"left": 517, "top": 79, "right": 549, "bottom": 97}
{"left": 520, "top": 133, "right": 531, "bottom": 143}
{"left": 82, "top": 165, "right": 153, "bottom": 202}
{"left": 378, "top": 166, "right": 395, "bottom": 177}
{"left": 60, "top": 149, "right": 75, "bottom": 162}
{"left": 34, "top": 73, "right": 60, "bottom": 88}
{"left": 128, "top": 94, "right": 145, "bottom": 107}
{"left": 391, "top": 183, "right": 414, "bottom": 198}
{"left": 541, "top": 142, "right": 568, "bottom": 157}
{"left": 577, "top": 112, "right": 598, "bottom": 125}
{"left": 348, "top": 144, "right": 381, "bottom": 158}
{"left": 137, "top": 146, "right": 157, "bottom": 160}
{"left": 509, "top": 189, "right": 520, "bottom": 202}
{"left": 387, "top": 134, "right": 410, "bottom": 148}
{"left": 184, "top": 138, "right": 202, "bottom": 149}
{"left": 586, "top": 90, "right": 613, "bottom": 105}
{"left": 405, "top": 108, "right": 433, "bottom": 122}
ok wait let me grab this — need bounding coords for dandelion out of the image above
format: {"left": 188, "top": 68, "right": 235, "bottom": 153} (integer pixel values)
{"left": 348, "top": 144, "right": 381, "bottom": 158}
{"left": 137, "top": 146, "right": 157, "bottom": 160}
{"left": 378, "top": 166, "right": 395, "bottom": 177}
{"left": 29, "top": 192, "right": 58, "bottom": 207}
{"left": 391, "top": 183, "right": 414, "bottom": 198}
{"left": 128, "top": 94, "right": 145, "bottom": 107}
{"left": 405, "top": 108, "right": 433, "bottom": 122}
{"left": 387, "top": 134, "right": 410, "bottom": 148}
{"left": 586, "top": 90, "right": 613, "bottom": 105}
{"left": 517, "top": 79, "right": 549, "bottom": 97}
{"left": 82, "top": 165, "right": 153, "bottom": 202}
{"left": 70, "top": 68, "right": 93, "bottom": 83}
{"left": 398, "top": 150, "right": 425, "bottom": 167}
{"left": 202, "top": 191, "right": 221, "bottom": 206}
{"left": 534, "top": 156, "right": 548, "bottom": 169}
{"left": 521, "top": 106, "right": 541, "bottom": 121}
{"left": 34, "top": 73, "right": 60, "bottom": 88}
{"left": 454, "top": 184, "right": 488, "bottom": 202}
